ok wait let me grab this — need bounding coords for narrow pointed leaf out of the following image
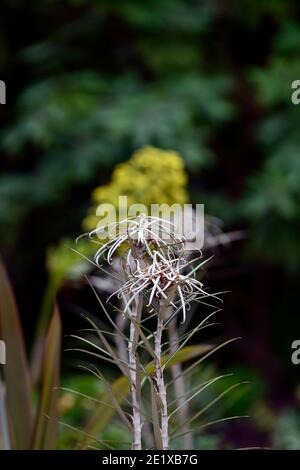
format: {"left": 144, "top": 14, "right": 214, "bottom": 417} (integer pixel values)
{"left": 77, "top": 344, "right": 212, "bottom": 448}
{"left": 32, "top": 306, "right": 61, "bottom": 449}
{"left": 0, "top": 260, "right": 32, "bottom": 449}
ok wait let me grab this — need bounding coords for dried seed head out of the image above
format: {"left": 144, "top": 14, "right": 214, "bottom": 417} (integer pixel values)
{"left": 81, "top": 215, "right": 186, "bottom": 265}
{"left": 82, "top": 215, "right": 220, "bottom": 323}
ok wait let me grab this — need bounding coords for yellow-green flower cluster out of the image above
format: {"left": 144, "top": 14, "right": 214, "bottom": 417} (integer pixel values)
{"left": 84, "top": 146, "right": 188, "bottom": 230}
{"left": 47, "top": 238, "right": 93, "bottom": 285}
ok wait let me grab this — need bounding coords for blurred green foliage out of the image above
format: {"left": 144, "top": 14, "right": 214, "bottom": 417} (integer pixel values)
{"left": 0, "top": 0, "right": 234, "bottom": 247}
{"left": 1, "top": 0, "right": 300, "bottom": 268}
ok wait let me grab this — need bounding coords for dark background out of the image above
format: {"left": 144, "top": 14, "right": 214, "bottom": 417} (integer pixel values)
{"left": 1, "top": 0, "right": 300, "bottom": 448}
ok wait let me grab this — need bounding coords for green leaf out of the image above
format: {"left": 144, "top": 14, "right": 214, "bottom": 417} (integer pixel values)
{"left": 0, "top": 260, "right": 33, "bottom": 449}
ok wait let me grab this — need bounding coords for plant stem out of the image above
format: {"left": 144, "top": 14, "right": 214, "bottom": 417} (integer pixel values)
{"left": 116, "top": 309, "right": 128, "bottom": 363}
{"left": 128, "top": 296, "right": 142, "bottom": 450}
{"left": 155, "top": 311, "right": 169, "bottom": 450}
{"left": 168, "top": 318, "right": 193, "bottom": 449}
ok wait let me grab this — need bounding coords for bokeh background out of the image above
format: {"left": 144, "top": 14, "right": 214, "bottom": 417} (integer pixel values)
{"left": 1, "top": 0, "right": 300, "bottom": 449}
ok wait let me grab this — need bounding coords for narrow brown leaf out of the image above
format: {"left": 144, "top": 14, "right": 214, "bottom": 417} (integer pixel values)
{"left": 0, "top": 260, "right": 32, "bottom": 449}
{"left": 32, "top": 306, "right": 61, "bottom": 449}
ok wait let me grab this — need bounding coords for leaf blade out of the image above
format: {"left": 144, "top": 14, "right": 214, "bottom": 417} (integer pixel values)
{"left": 0, "top": 260, "right": 33, "bottom": 449}
{"left": 77, "top": 344, "right": 212, "bottom": 448}
{"left": 32, "top": 306, "right": 61, "bottom": 449}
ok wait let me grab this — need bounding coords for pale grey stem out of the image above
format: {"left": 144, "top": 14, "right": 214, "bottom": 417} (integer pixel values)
{"left": 0, "top": 380, "right": 10, "bottom": 450}
{"left": 115, "top": 309, "right": 128, "bottom": 363}
{"left": 128, "top": 296, "right": 143, "bottom": 450}
{"left": 168, "top": 318, "right": 193, "bottom": 450}
{"left": 154, "top": 311, "right": 169, "bottom": 450}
